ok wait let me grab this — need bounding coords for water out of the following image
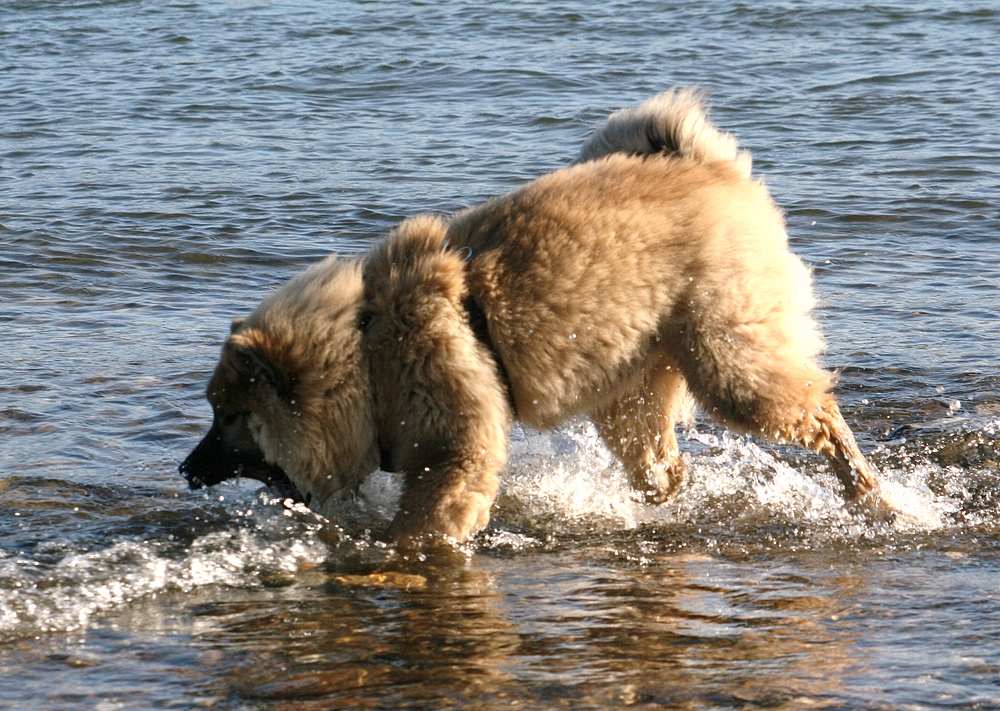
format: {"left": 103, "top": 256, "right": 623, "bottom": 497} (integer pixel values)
{"left": 2, "top": 0, "right": 998, "bottom": 708}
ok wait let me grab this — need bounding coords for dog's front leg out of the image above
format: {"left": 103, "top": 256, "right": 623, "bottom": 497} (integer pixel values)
{"left": 387, "top": 432, "right": 507, "bottom": 545}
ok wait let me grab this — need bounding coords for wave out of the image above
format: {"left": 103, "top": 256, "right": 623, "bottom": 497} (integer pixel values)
{"left": 2, "top": 417, "right": 997, "bottom": 641}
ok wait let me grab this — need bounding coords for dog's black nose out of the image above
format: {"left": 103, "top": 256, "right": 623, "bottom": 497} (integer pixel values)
{"left": 179, "top": 454, "right": 205, "bottom": 489}
{"left": 178, "top": 433, "right": 231, "bottom": 490}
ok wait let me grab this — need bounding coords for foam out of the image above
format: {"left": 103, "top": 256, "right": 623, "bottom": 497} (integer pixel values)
{"left": 0, "top": 420, "right": 986, "bottom": 640}
{"left": 496, "top": 421, "right": 957, "bottom": 537}
{"left": 0, "top": 489, "right": 330, "bottom": 641}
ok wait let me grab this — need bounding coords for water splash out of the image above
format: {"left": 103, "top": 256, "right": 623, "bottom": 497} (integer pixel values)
{"left": 494, "top": 419, "right": 981, "bottom": 540}
{"left": 0, "top": 487, "right": 329, "bottom": 642}
{"left": 2, "top": 418, "right": 995, "bottom": 641}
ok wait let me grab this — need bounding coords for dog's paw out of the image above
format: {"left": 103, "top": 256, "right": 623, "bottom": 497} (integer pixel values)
{"left": 631, "top": 486, "right": 678, "bottom": 505}
{"left": 846, "top": 487, "right": 899, "bottom": 525}
{"left": 629, "top": 459, "right": 685, "bottom": 505}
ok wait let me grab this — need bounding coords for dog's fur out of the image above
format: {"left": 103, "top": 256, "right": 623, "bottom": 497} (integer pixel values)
{"left": 181, "top": 89, "right": 885, "bottom": 543}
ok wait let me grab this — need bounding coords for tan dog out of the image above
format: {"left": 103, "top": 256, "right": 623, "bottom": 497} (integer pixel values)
{"left": 181, "top": 89, "right": 885, "bottom": 543}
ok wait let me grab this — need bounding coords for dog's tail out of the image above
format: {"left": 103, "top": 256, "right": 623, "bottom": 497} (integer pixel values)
{"left": 577, "top": 88, "right": 752, "bottom": 178}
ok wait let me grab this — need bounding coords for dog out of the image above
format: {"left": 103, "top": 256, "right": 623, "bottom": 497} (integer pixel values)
{"left": 180, "top": 89, "right": 887, "bottom": 543}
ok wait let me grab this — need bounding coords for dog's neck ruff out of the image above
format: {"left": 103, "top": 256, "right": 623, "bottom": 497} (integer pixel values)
{"left": 444, "top": 241, "right": 516, "bottom": 416}
{"left": 361, "top": 244, "right": 516, "bottom": 423}
{"left": 460, "top": 290, "right": 516, "bottom": 416}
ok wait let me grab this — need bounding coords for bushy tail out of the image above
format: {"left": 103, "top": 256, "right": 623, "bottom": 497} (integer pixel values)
{"left": 577, "top": 88, "right": 752, "bottom": 178}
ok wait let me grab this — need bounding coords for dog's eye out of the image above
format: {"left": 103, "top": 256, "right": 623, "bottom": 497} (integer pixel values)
{"left": 219, "top": 411, "right": 245, "bottom": 428}
{"left": 357, "top": 310, "right": 374, "bottom": 333}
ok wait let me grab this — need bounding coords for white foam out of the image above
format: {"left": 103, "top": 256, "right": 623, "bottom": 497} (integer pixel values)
{"left": 1, "top": 420, "right": 983, "bottom": 641}
{"left": 877, "top": 464, "right": 955, "bottom": 532}
{"left": 496, "top": 421, "right": 958, "bottom": 537}
{"left": 0, "top": 490, "right": 330, "bottom": 640}
{"left": 501, "top": 421, "right": 645, "bottom": 532}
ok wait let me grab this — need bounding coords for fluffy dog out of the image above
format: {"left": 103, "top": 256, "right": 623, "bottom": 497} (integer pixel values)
{"left": 181, "top": 89, "right": 887, "bottom": 543}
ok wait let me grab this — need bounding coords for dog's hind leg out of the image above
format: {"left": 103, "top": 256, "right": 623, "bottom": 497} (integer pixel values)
{"left": 593, "top": 363, "right": 689, "bottom": 504}
{"left": 673, "top": 314, "right": 881, "bottom": 505}
{"left": 786, "top": 397, "right": 880, "bottom": 501}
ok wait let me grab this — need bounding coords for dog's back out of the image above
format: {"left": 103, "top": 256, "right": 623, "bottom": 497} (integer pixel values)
{"left": 446, "top": 91, "right": 797, "bottom": 429}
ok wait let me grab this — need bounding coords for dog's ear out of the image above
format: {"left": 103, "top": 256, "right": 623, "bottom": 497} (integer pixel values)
{"left": 230, "top": 343, "right": 277, "bottom": 385}
{"left": 229, "top": 317, "right": 246, "bottom": 334}
{"left": 227, "top": 339, "right": 292, "bottom": 401}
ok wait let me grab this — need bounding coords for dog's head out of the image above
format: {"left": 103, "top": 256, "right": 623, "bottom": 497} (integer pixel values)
{"left": 180, "top": 257, "right": 379, "bottom": 507}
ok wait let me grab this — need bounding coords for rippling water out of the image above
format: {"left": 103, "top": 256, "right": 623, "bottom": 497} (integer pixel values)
{"left": 2, "top": 1, "right": 999, "bottom": 709}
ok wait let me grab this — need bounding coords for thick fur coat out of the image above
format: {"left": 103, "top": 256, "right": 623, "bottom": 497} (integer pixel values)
{"left": 181, "top": 89, "right": 886, "bottom": 543}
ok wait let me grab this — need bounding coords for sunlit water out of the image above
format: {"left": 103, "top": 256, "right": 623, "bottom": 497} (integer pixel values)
{"left": 2, "top": 1, "right": 999, "bottom": 709}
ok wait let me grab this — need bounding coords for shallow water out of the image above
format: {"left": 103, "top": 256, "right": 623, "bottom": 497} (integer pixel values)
{"left": 2, "top": 1, "right": 999, "bottom": 709}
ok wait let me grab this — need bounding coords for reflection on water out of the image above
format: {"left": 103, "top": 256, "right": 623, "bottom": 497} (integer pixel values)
{"left": 2, "top": 424, "right": 1000, "bottom": 708}
{"left": 7, "top": 537, "right": 997, "bottom": 710}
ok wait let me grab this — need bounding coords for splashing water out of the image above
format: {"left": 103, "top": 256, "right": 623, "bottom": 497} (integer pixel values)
{"left": 0, "top": 486, "right": 331, "bottom": 642}
{"left": 496, "top": 420, "right": 961, "bottom": 541}
{"left": 3, "top": 417, "right": 995, "bottom": 644}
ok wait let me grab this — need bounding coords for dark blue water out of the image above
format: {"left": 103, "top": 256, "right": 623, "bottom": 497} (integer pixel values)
{"left": 2, "top": 1, "right": 999, "bottom": 709}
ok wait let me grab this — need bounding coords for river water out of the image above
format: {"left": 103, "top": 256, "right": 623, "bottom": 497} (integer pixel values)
{"left": 2, "top": 1, "right": 999, "bottom": 709}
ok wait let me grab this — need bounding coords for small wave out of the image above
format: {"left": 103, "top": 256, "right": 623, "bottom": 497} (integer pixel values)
{"left": 0, "top": 488, "right": 330, "bottom": 642}
{"left": 2, "top": 418, "right": 995, "bottom": 641}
